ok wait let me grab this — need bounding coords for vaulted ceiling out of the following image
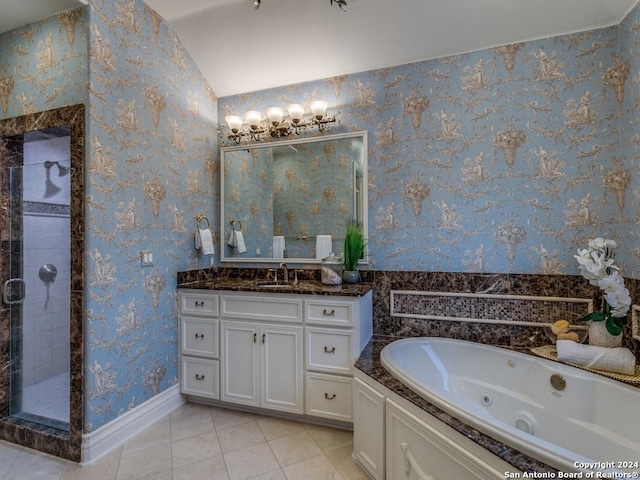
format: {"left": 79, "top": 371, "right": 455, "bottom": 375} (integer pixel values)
{"left": 1, "top": 0, "right": 638, "bottom": 97}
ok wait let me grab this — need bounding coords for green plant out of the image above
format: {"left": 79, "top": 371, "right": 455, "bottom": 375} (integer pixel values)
{"left": 343, "top": 219, "right": 365, "bottom": 271}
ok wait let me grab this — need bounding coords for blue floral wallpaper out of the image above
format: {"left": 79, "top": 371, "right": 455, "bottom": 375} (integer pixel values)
{"left": 0, "top": 9, "right": 88, "bottom": 117}
{"left": 85, "top": 0, "right": 216, "bottom": 430}
{"left": 1, "top": 0, "right": 217, "bottom": 432}
{"left": 3, "top": 0, "right": 640, "bottom": 439}
{"left": 220, "top": 11, "right": 640, "bottom": 279}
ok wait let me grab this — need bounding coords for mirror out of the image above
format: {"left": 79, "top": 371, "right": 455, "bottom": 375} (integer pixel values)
{"left": 221, "top": 131, "right": 367, "bottom": 263}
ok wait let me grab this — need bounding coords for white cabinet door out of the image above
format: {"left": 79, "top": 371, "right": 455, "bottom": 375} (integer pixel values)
{"left": 353, "top": 377, "right": 385, "bottom": 480}
{"left": 261, "top": 324, "right": 303, "bottom": 414}
{"left": 221, "top": 321, "right": 259, "bottom": 407}
{"left": 221, "top": 320, "right": 303, "bottom": 414}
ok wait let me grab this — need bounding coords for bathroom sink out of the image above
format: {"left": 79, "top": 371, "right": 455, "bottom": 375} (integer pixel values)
{"left": 255, "top": 281, "right": 292, "bottom": 288}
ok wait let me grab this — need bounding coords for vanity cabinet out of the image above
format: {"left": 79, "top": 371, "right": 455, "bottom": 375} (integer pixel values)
{"left": 353, "top": 372, "right": 520, "bottom": 480}
{"left": 179, "top": 290, "right": 220, "bottom": 399}
{"left": 179, "top": 288, "right": 373, "bottom": 425}
{"left": 221, "top": 320, "right": 304, "bottom": 414}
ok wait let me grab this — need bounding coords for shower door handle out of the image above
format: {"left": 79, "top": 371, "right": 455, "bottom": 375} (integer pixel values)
{"left": 3, "top": 278, "right": 26, "bottom": 305}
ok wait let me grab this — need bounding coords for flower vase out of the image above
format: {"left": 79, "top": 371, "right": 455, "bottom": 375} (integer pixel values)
{"left": 342, "top": 270, "right": 359, "bottom": 284}
{"left": 588, "top": 321, "right": 623, "bottom": 348}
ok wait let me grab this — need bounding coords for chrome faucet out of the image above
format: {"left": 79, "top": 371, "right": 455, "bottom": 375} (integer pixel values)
{"left": 279, "top": 262, "right": 288, "bottom": 283}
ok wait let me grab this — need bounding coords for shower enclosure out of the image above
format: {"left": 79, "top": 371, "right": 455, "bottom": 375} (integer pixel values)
{"left": 0, "top": 105, "right": 84, "bottom": 461}
{"left": 5, "top": 130, "right": 72, "bottom": 431}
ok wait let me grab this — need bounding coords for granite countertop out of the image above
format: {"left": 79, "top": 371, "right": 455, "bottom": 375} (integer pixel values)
{"left": 354, "top": 335, "right": 558, "bottom": 475}
{"left": 178, "top": 277, "right": 372, "bottom": 297}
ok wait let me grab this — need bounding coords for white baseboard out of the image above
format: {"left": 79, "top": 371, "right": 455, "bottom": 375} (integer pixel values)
{"left": 80, "top": 385, "right": 185, "bottom": 466}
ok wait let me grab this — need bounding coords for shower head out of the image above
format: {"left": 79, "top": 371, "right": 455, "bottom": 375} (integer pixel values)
{"left": 44, "top": 160, "right": 70, "bottom": 177}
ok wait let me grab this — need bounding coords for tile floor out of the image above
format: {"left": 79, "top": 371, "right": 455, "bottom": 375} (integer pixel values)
{"left": 0, "top": 402, "right": 369, "bottom": 480}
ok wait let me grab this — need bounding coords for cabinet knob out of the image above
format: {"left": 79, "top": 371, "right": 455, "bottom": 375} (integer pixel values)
{"left": 322, "top": 309, "right": 335, "bottom": 316}
{"left": 195, "top": 333, "right": 204, "bottom": 340}
{"left": 195, "top": 374, "right": 205, "bottom": 381}
{"left": 324, "top": 393, "right": 336, "bottom": 400}
{"left": 195, "top": 301, "right": 204, "bottom": 308}
{"left": 324, "top": 346, "right": 336, "bottom": 354}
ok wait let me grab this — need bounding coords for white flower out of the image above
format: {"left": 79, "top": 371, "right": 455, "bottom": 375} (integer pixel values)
{"left": 588, "top": 237, "right": 616, "bottom": 251}
{"left": 599, "top": 271, "right": 631, "bottom": 317}
{"left": 575, "top": 237, "right": 630, "bottom": 324}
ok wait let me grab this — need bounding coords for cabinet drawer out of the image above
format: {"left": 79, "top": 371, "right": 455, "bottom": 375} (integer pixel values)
{"left": 306, "top": 299, "right": 353, "bottom": 327}
{"left": 180, "top": 291, "right": 218, "bottom": 316}
{"left": 306, "top": 327, "right": 354, "bottom": 374}
{"left": 221, "top": 294, "right": 302, "bottom": 323}
{"left": 181, "top": 357, "right": 219, "bottom": 399}
{"left": 305, "top": 372, "right": 353, "bottom": 422}
{"left": 182, "top": 317, "right": 219, "bottom": 358}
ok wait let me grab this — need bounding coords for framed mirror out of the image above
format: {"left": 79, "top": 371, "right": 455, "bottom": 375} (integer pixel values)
{"left": 221, "top": 131, "right": 367, "bottom": 263}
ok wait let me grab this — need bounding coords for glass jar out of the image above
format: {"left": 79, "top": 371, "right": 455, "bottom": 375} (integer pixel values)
{"left": 321, "top": 253, "right": 344, "bottom": 285}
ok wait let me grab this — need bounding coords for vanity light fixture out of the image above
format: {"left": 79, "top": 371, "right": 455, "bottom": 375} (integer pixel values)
{"left": 224, "top": 101, "right": 337, "bottom": 144}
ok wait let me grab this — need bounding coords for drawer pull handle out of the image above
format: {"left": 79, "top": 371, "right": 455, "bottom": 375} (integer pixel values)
{"left": 195, "top": 301, "right": 204, "bottom": 308}
{"left": 195, "top": 333, "right": 204, "bottom": 340}
{"left": 262, "top": 333, "right": 266, "bottom": 344}
{"left": 324, "top": 346, "right": 336, "bottom": 354}
{"left": 324, "top": 393, "right": 336, "bottom": 400}
{"left": 254, "top": 333, "right": 257, "bottom": 343}
{"left": 401, "top": 442, "right": 435, "bottom": 480}
{"left": 195, "top": 374, "right": 205, "bottom": 381}
{"left": 322, "top": 309, "right": 335, "bottom": 317}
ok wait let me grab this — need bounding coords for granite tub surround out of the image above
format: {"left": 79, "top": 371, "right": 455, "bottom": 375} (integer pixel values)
{"left": 369, "top": 271, "right": 640, "bottom": 356}
{"left": 355, "top": 336, "right": 558, "bottom": 475}
{"left": 177, "top": 266, "right": 372, "bottom": 297}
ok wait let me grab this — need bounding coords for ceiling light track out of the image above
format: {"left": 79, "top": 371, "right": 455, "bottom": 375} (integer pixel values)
{"left": 253, "top": 0, "right": 347, "bottom": 11}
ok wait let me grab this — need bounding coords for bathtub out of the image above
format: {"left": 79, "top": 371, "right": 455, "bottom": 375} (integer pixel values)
{"left": 380, "top": 337, "right": 640, "bottom": 475}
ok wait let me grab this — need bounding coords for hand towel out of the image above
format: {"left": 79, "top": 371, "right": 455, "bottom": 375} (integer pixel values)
{"left": 235, "top": 230, "right": 247, "bottom": 253}
{"left": 316, "top": 234, "right": 333, "bottom": 260}
{"left": 273, "top": 236, "right": 286, "bottom": 258}
{"left": 556, "top": 340, "right": 636, "bottom": 375}
{"left": 196, "top": 228, "right": 215, "bottom": 256}
{"left": 227, "top": 229, "right": 236, "bottom": 248}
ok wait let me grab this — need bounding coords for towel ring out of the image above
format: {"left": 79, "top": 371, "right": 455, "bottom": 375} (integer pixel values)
{"left": 195, "top": 214, "right": 210, "bottom": 230}
{"left": 230, "top": 218, "right": 242, "bottom": 231}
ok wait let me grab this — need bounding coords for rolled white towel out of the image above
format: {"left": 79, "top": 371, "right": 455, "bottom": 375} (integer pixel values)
{"left": 273, "top": 236, "right": 285, "bottom": 258}
{"left": 197, "top": 228, "right": 215, "bottom": 256}
{"left": 556, "top": 340, "right": 636, "bottom": 375}
{"left": 316, "top": 234, "right": 333, "bottom": 260}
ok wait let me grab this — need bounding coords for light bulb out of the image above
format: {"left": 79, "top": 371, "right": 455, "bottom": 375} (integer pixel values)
{"left": 310, "top": 100, "right": 328, "bottom": 120}
{"left": 266, "top": 107, "right": 285, "bottom": 126}
{"left": 225, "top": 115, "right": 243, "bottom": 133}
{"left": 286, "top": 104, "right": 305, "bottom": 124}
{"left": 245, "top": 111, "right": 263, "bottom": 130}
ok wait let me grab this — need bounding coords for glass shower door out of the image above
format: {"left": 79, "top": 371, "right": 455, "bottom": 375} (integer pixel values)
{"left": 7, "top": 160, "right": 70, "bottom": 432}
